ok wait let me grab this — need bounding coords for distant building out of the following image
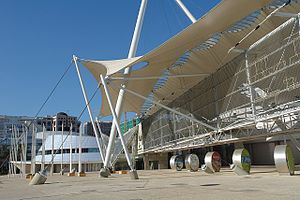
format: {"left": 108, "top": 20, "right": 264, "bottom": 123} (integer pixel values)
{"left": 0, "top": 115, "right": 33, "bottom": 145}
{"left": 0, "top": 112, "right": 80, "bottom": 152}
{"left": 34, "top": 112, "right": 80, "bottom": 132}
{"left": 52, "top": 112, "right": 80, "bottom": 132}
{"left": 83, "top": 121, "right": 112, "bottom": 136}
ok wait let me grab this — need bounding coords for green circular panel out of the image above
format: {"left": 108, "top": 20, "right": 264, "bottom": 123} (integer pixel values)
{"left": 241, "top": 149, "right": 251, "bottom": 173}
{"left": 286, "top": 146, "right": 295, "bottom": 175}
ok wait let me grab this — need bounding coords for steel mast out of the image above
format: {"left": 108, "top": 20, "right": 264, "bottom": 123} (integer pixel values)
{"left": 100, "top": 0, "right": 148, "bottom": 177}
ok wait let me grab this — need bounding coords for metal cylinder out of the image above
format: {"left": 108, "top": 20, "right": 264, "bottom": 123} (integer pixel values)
{"left": 185, "top": 154, "right": 199, "bottom": 172}
{"left": 232, "top": 148, "right": 251, "bottom": 174}
{"left": 204, "top": 151, "right": 221, "bottom": 173}
{"left": 170, "top": 155, "right": 184, "bottom": 171}
{"left": 274, "top": 145, "right": 295, "bottom": 175}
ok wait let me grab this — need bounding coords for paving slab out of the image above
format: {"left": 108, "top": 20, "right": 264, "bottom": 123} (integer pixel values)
{"left": 1, "top": 167, "right": 300, "bottom": 200}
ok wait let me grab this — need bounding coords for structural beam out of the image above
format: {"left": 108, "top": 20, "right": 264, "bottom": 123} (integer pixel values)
{"left": 228, "top": 1, "right": 290, "bottom": 54}
{"left": 41, "top": 126, "right": 45, "bottom": 171}
{"left": 103, "top": 0, "right": 147, "bottom": 171}
{"left": 73, "top": 55, "right": 105, "bottom": 163}
{"left": 61, "top": 124, "right": 64, "bottom": 174}
{"left": 245, "top": 51, "right": 256, "bottom": 118}
{"left": 109, "top": 73, "right": 209, "bottom": 81}
{"left": 110, "top": 83, "right": 217, "bottom": 131}
{"left": 175, "top": 0, "right": 196, "bottom": 23}
{"left": 69, "top": 125, "right": 72, "bottom": 173}
{"left": 78, "top": 125, "right": 82, "bottom": 173}
{"left": 100, "top": 75, "right": 137, "bottom": 177}
{"left": 274, "top": 12, "right": 299, "bottom": 18}
{"left": 31, "top": 124, "right": 36, "bottom": 174}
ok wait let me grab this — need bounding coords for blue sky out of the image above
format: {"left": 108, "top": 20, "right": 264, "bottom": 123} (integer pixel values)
{"left": 0, "top": 0, "right": 220, "bottom": 122}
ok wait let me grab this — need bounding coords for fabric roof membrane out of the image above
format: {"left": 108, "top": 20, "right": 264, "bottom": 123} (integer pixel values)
{"left": 80, "top": 0, "right": 300, "bottom": 116}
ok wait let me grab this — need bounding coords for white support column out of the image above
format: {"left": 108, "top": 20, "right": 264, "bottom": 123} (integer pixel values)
{"left": 100, "top": 75, "right": 135, "bottom": 172}
{"left": 78, "top": 125, "right": 82, "bottom": 173}
{"left": 175, "top": 0, "right": 196, "bottom": 23}
{"left": 103, "top": 0, "right": 148, "bottom": 171}
{"left": 41, "top": 125, "right": 45, "bottom": 171}
{"left": 61, "top": 124, "right": 64, "bottom": 173}
{"left": 51, "top": 130, "right": 54, "bottom": 175}
{"left": 73, "top": 55, "right": 105, "bottom": 163}
{"left": 12, "top": 126, "right": 17, "bottom": 176}
{"left": 69, "top": 124, "right": 73, "bottom": 172}
{"left": 24, "top": 126, "right": 28, "bottom": 176}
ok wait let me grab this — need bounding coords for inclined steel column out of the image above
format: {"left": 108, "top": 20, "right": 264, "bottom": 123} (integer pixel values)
{"left": 31, "top": 124, "right": 36, "bottom": 174}
{"left": 103, "top": 0, "right": 148, "bottom": 170}
{"left": 175, "top": 0, "right": 196, "bottom": 23}
{"left": 100, "top": 75, "right": 134, "bottom": 171}
{"left": 245, "top": 51, "right": 257, "bottom": 118}
{"left": 73, "top": 55, "right": 105, "bottom": 163}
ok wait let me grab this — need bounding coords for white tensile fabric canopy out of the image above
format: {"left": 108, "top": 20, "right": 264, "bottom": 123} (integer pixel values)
{"left": 80, "top": 0, "right": 300, "bottom": 116}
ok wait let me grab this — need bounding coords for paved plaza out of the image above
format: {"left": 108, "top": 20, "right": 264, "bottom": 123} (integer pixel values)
{"left": 0, "top": 167, "right": 300, "bottom": 200}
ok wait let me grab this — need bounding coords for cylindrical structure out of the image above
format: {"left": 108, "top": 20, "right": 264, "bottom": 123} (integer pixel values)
{"left": 29, "top": 171, "right": 47, "bottom": 185}
{"left": 232, "top": 148, "right": 251, "bottom": 174}
{"left": 274, "top": 145, "right": 295, "bottom": 175}
{"left": 204, "top": 151, "right": 221, "bottom": 173}
{"left": 185, "top": 154, "right": 199, "bottom": 172}
{"left": 170, "top": 155, "right": 184, "bottom": 171}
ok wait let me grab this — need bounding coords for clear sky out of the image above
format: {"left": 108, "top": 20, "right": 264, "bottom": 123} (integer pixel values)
{"left": 0, "top": 0, "right": 220, "bottom": 122}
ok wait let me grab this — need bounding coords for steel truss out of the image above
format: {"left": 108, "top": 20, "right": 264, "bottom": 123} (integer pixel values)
{"left": 135, "top": 13, "right": 300, "bottom": 154}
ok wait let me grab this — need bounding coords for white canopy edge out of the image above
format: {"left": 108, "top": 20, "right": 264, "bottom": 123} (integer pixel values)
{"left": 78, "top": 0, "right": 300, "bottom": 117}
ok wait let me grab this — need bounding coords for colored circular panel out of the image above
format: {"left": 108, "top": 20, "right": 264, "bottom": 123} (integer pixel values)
{"left": 170, "top": 155, "right": 184, "bottom": 171}
{"left": 241, "top": 149, "right": 251, "bottom": 173}
{"left": 232, "top": 148, "right": 251, "bottom": 173}
{"left": 204, "top": 151, "right": 221, "bottom": 172}
{"left": 286, "top": 146, "right": 295, "bottom": 175}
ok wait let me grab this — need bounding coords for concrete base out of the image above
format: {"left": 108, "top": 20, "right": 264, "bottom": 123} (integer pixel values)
{"left": 4, "top": 168, "right": 300, "bottom": 199}
{"left": 116, "top": 170, "right": 128, "bottom": 174}
{"left": 129, "top": 169, "right": 139, "bottom": 180}
{"left": 67, "top": 172, "right": 76, "bottom": 177}
{"left": 201, "top": 164, "right": 214, "bottom": 174}
{"left": 29, "top": 172, "right": 47, "bottom": 185}
{"left": 230, "top": 164, "right": 249, "bottom": 176}
{"left": 99, "top": 168, "right": 110, "bottom": 178}
{"left": 77, "top": 172, "right": 86, "bottom": 177}
{"left": 26, "top": 174, "right": 34, "bottom": 180}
